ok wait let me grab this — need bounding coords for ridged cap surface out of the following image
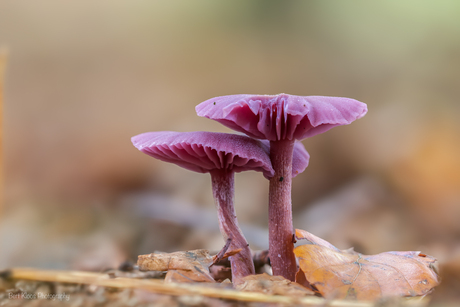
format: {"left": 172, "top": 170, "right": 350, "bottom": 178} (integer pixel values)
{"left": 196, "top": 94, "right": 367, "bottom": 141}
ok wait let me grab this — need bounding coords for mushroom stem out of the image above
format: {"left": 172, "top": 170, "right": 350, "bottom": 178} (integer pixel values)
{"left": 268, "top": 139, "right": 297, "bottom": 281}
{"left": 210, "top": 169, "right": 255, "bottom": 285}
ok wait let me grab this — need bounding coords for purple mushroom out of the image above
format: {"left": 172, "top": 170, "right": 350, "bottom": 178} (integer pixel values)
{"left": 196, "top": 94, "right": 367, "bottom": 281}
{"left": 131, "top": 131, "right": 274, "bottom": 285}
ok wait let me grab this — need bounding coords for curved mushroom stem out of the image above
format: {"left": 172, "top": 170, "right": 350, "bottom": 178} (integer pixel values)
{"left": 210, "top": 169, "right": 255, "bottom": 285}
{"left": 268, "top": 139, "right": 297, "bottom": 281}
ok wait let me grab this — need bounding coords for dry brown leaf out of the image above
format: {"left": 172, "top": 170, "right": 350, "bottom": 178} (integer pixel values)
{"left": 294, "top": 229, "right": 439, "bottom": 301}
{"left": 138, "top": 249, "right": 212, "bottom": 271}
{"left": 138, "top": 249, "right": 215, "bottom": 283}
{"left": 236, "top": 273, "right": 314, "bottom": 297}
{"left": 164, "top": 269, "right": 215, "bottom": 283}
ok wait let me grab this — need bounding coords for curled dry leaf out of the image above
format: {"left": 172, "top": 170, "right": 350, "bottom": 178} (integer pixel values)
{"left": 236, "top": 273, "right": 314, "bottom": 297}
{"left": 294, "top": 229, "right": 439, "bottom": 301}
{"left": 138, "top": 249, "right": 215, "bottom": 283}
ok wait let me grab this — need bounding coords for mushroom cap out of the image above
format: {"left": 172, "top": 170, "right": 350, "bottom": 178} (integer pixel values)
{"left": 196, "top": 94, "right": 367, "bottom": 141}
{"left": 259, "top": 140, "right": 310, "bottom": 178}
{"left": 131, "top": 131, "right": 275, "bottom": 178}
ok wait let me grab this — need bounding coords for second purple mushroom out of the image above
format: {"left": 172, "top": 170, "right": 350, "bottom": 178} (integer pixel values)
{"left": 132, "top": 131, "right": 273, "bottom": 285}
{"left": 132, "top": 131, "right": 309, "bottom": 285}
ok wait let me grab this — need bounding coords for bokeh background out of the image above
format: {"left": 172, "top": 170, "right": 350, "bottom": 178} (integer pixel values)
{"left": 1, "top": 0, "right": 459, "bottom": 303}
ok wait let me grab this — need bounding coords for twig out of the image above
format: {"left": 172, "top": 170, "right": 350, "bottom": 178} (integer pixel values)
{"left": 4, "top": 267, "right": 384, "bottom": 306}
{"left": 211, "top": 238, "right": 233, "bottom": 265}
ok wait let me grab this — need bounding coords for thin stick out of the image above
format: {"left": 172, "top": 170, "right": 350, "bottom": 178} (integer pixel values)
{"left": 211, "top": 238, "right": 233, "bottom": 265}
{"left": 5, "top": 268, "right": 382, "bottom": 307}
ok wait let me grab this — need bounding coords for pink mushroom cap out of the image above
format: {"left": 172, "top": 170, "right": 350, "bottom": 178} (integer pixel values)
{"left": 131, "top": 131, "right": 275, "bottom": 179}
{"left": 196, "top": 94, "right": 367, "bottom": 141}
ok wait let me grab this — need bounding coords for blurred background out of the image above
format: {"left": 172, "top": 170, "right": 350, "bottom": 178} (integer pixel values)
{"left": 1, "top": 0, "right": 459, "bottom": 302}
